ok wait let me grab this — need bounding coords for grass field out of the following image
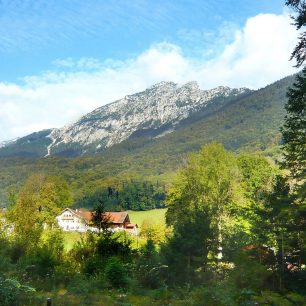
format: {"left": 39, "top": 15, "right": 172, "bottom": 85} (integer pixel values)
{"left": 63, "top": 231, "right": 84, "bottom": 251}
{"left": 128, "top": 208, "right": 167, "bottom": 228}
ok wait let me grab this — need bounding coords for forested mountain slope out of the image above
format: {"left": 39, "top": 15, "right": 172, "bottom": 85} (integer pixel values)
{"left": 0, "top": 74, "right": 294, "bottom": 206}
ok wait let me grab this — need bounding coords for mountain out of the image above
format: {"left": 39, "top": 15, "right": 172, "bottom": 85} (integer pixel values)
{"left": 0, "top": 129, "right": 53, "bottom": 157}
{"left": 0, "top": 81, "right": 250, "bottom": 157}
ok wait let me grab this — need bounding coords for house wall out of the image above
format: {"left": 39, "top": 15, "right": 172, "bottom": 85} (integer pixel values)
{"left": 126, "top": 226, "right": 138, "bottom": 236}
{"left": 57, "top": 210, "right": 87, "bottom": 232}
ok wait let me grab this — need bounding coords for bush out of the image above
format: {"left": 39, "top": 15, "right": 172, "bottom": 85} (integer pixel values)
{"left": 0, "top": 276, "right": 36, "bottom": 306}
{"left": 20, "top": 247, "right": 57, "bottom": 278}
{"left": 82, "top": 255, "right": 104, "bottom": 276}
{"left": 97, "top": 235, "right": 132, "bottom": 259}
{"left": 105, "top": 257, "right": 128, "bottom": 288}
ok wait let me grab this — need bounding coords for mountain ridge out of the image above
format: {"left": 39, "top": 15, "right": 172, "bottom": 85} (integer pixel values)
{"left": 0, "top": 81, "right": 250, "bottom": 157}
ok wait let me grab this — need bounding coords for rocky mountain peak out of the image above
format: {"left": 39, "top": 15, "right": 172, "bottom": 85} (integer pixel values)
{"left": 148, "top": 81, "right": 177, "bottom": 91}
{"left": 0, "top": 80, "right": 251, "bottom": 157}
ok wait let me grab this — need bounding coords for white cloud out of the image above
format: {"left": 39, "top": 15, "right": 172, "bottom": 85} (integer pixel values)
{"left": 0, "top": 12, "right": 299, "bottom": 142}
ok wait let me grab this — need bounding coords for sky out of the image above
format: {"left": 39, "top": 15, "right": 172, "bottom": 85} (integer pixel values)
{"left": 0, "top": 0, "right": 300, "bottom": 142}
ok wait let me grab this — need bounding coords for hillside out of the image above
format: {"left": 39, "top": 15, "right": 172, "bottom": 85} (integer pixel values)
{"left": 0, "top": 75, "right": 294, "bottom": 206}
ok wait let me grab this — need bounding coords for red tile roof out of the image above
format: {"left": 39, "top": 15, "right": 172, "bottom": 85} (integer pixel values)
{"left": 75, "top": 208, "right": 92, "bottom": 221}
{"left": 105, "top": 212, "right": 129, "bottom": 224}
{"left": 62, "top": 208, "right": 130, "bottom": 225}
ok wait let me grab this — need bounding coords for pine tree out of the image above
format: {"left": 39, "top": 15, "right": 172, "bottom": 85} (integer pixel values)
{"left": 286, "top": 0, "right": 306, "bottom": 67}
{"left": 91, "top": 200, "right": 111, "bottom": 236}
{"left": 282, "top": 68, "right": 306, "bottom": 198}
{"left": 282, "top": 0, "right": 306, "bottom": 200}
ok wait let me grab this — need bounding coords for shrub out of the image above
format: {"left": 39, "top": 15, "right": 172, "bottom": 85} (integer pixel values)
{"left": 0, "top": 276, "right": 36, "bottom": 306}
{"left": 105, "top": 257, "right": 128, "bottom": 288}
{"left": 82, "top": 255, "right": 104, "bottom": 276}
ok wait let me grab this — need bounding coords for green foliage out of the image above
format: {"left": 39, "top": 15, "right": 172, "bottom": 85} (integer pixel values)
{"left": 76, "top": 180, "right": 166, "bottom": 211}
{"left": 236, "top": 154, "right": 277, "bottom": 246}
{"left": 91, "top": 200, "right": 111, "bottom": 236}
{"left": 229, "top": 251, "right": 272, "bottom": 292}
{"left": 96, "top": 235, "right": 132, "bottom": 259}
{"left": 6, "top": 174, "right": 71, "bottom": 250}
{"left": 238, "top": 154, "right": 276, "bottom": 199}
{"left": 105, "top": 257, "right": 129, "bottom": 288}
{"left": 162, "top": 207, "right": 212, "bottom": 285}
{"left": 140, "top": 219, "right": 168, "bottom": 244}
{"left": 0, "top": 237, "right": 12, "bottom": 274}
{"left": 166, "top": 143, "right": 245, "bottom": 271}
{"left": 82, "top": 255, "right": 105, "bottom": 276}
{"left": 0, "top": 276, "right": 36, "bottom": 306}
{"left": 70, "top": 233, "right": 97, "bottom": 266}
{"left": 119, "top": 181, "right": 166, "bottom": 210}
{"left": 136, "top": 239, "right": 165, "bottom": 289}
{"left": 254, "top": 290, "right": 306, "bottom": 306}
{"left": 281, "top": 4, "right": 306, "bottom": 277}
{"left": 286, "top": 0, "right": 306, "bottom": 67}
{"left": 162, "top": 144, "right": 281, "bottom": 288}
{"left": 42, "top": 228, "right": 65, "bottom": 262}
{"left": 18, "top": 229, "right": 65, "bottom": 279}
{"left": 282, "top": 68, "right": 306, "bottom": 201}
{"left": 186, "top": 285, "right": 238, "bottom": 306}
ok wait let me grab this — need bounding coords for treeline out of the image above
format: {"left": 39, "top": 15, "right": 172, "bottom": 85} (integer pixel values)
{"left": 75, "top": 180, "right": 166, "bottom": 211}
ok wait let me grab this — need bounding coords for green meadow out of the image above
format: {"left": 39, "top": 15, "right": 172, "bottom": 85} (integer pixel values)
{"left": 128, "top": 208, "right": 167, "bottom": 228}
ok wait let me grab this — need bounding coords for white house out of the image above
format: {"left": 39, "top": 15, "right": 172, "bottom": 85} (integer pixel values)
{"left": 56, "top": 208, "right": 90, "bottom": 232}
{"left": 56, "top": 208, "right": 138, "bottom": 235}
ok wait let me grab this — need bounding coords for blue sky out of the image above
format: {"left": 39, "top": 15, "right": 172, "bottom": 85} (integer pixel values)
{"left": 0, "top": 0, "right": 299, "bottom": 142}
{"left": 0, "top": 0, "right": 286, "bottom": 82}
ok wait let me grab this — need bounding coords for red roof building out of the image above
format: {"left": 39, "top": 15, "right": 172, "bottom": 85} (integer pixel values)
{"left": 56, "top": 208, "right": 138, "bottom": 235}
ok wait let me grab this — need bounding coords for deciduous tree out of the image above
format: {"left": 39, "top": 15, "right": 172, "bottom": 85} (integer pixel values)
{"left": 164, "top": 143, "right": 246, "bottom": 283}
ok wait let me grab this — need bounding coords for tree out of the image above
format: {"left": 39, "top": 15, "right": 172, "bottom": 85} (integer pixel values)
{"left": 281, "top": 68, "right": 306, "bottom": 199}
{"left": 7, "top": 174, "right": 71, "bottom": 249}
{"left": 91, "top": 200, "right": 111, "bottom": 236}
{"left": 105, "top": 257, "right": 128, "bottom": 288}
{"left": 279, "top": 0, "right": 306, "bottom": 292}
{"left": 162, "top": 207, "right": 212, "bottom": 285}
{"left": 236, "top": 154, "right": 277, "bottom": 247}
{"left": 39, "top": 176, "right": 72, "bottom": 225}
{"left": 0, "top": 277, "right": 36, "bottom": 306}
{"left": 286, "top": 0, "right": 306, "bottom": 67}
{"left": 164, "top": 143, "right": 246, "bottom": 283}
{"left": 7, "top": 174, "right": 45, "bottom": 248}
{"left": 140, "top": 219, "right": 167, "bottom": 244}
{"left": 282, "top": 1, "right": 306, "bottom": 201}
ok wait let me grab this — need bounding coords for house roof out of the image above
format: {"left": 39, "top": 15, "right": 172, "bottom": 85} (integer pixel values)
{"left": 75, "top": 208, "right": 92, "bottom": 221}
{"left": 105, "top": 211, "right": 129, "bottom": 224}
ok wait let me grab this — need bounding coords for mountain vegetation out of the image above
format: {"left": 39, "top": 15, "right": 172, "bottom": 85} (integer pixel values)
{"left": 1, "top": 142, "right": 305, "bottom": 305}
